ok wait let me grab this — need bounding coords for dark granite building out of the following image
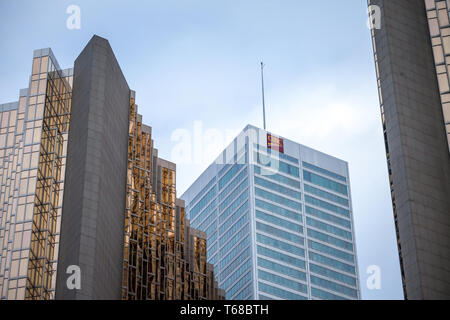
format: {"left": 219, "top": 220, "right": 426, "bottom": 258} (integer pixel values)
{"left": 0, "top": 35, "right": 224, "bottom": 300}
{"left": 369, "top": 0, "right": 450, "bottom": 299}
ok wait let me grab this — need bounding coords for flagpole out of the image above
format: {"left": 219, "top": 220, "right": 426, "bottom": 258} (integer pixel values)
{"left": 261, "top": 61, "right": 266, "bottom": 130}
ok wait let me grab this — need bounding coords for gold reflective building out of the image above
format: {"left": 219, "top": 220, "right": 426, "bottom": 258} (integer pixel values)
{"left": 0, "top": 50, "right": 72, "bottom": 300}
{"left": 123, "top": 95, "right": 224, "bottom": 300}
{"left": 0, "top": 37, "right": 223, "bottom": 300}
{"left": 425, "top": 0, "right": 450, "bottom": 152}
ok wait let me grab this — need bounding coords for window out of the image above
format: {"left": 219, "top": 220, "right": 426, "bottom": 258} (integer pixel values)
{"left": 258, "top": 282, "right": 307, "bottom": 300}
{"left": 257, "top": 233, "right": 305, "bottom": 257}
{"left": 255, "top": 152, "right": 300, "bottom": 177}
{"left": 258, "top": 270, "right": 307, "bottom": 292}
{"left": 308, "top": 240, "right": 354, "bottom": 263}
{"left": 306, "top": 217, "right": 352, "bottom": 240}
{"left": 303, "top": 170, "right": 348, "bottom": 195}
{"left": 309, "top": 252, "right": 355, "bottom": 274}
{"left": 190, "top": 187, "right": 216, "bottom": 219}
{"left": 256, "top": 222, "right": 303, "bottom": 244}
{"left": 304, "top": 184, "right": 348, "bottom": 207}
{"left": 255, "top": 176, "right": 301, "bottom": 200}
{"left": 310, "top": 275, "right": 358, "bottom": 298}
{"left": 220, "top": 167, "right": 247, "bottom": 201}
{"left": 258, "top": 257, "right": 306, "bottom": 281}
{"left": 255, "top": 187, "right": 302, "bottom": 211}
{"left": 305, "top": 195, "right": 349, "bottom": 217}
{"left": 309, "top": 263, "right": 357, "bottom": 287}
{"left": 311, "top": 287, "right": 348, "bottom": 300}
{"left": 255, "top": 198, "right": 302, "bottom": 222}
{"left": 307, "top": 228, "right": 353, "bottom": 251}
{"left": 302, "top": 161, "right": 346, "bottom": 182}
{"left": 256, "top": 210, "right": 302, "bottom": 233}
{"left": 257, "top": 245, "right": 306, "bottom": 269}
{"left": 254, "top": 165, "right": 300, "bottom": 188}
{"left": 305, "top": 206, "right": 351, "bottom": 229}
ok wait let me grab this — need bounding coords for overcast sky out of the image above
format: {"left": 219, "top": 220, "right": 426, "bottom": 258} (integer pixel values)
{"left": 0, "top": 0, "right": 403, "bottom": 299}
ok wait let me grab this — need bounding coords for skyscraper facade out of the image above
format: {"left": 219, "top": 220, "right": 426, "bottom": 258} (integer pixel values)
{"left": 0, "top": 35, "right": 223, "bottom": 300}
{"left": 369, "top": 0, "right": 450, "bottom": 299}
{"left": 181, "top": 125, "right": 360, "bottom": 300}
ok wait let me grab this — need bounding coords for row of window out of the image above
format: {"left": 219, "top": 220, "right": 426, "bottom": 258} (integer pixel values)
{"left": 256, "top": 222, "right": 303, "bottom": 244}
{"left": 305, "top": 195, "right": 349, "bottom": 217}
{"left": 233, "top": 283, "right": 253, "bottom": 300}
{"left": 257, "top": 233, "right": 305, "bottom": 258}
{"left": 255, "top": 198, "right": 302, "bottom": 222}
{"left": 221, "top": 259, "right": 252, "bottom": 290}
{"left": 205, "top": 220, "right": 216, "bottom": 236}
{"left": 192, "top": 198, "right": 217, "bottom": 230}
{"left": 302, "top": 161, "right": 346, "bottom": 182}
{"left": 257, "top": 245, "right": 306, "bottom": 269}
{"left": 209, "top": 231, "right": 217, "bottom": 245}
{"left": 219, "top": 199, "right": 248, "bottom": 232}
{"left": 258, "top": 282, "right": 307, "bottom": 300}
{"left": 254, "top": 165, "right": 301, "bottom": 189}
{"left": 219, "top": 191, "right": 248, "bottom": 224}
{"left": 219, "top": 162, "right": 245, "bottom": 190}
{"left": 207, "top": 242, "right": 217, "bottom": 259}
{"left": 220, "top": 224, "right": 249, "bottom": 258}
{"left": 254, "top": 176, "right": 301, "bottom": 200}
{"left": 220, "top": 237, "right": 250, "bottom": 269}
{"left": 226, "top": 271, "right": 252, "bottom": 299}
{"left": 219, "top": 166, "right": 247, "bottom": 201}
{"left": 304, "top": 184, "right": 348, "bottom": 207}
{"left": 311, "top": 287, "right": 348, "bottom": 300}
{"left": 218, "top": 163, "right": 232, "bottom": 178}
{"left": 309, "top": 252, "right": 355, "bottom": 274}
{"left": 305, "top": 206, "right": 351, "bottom": 229}
{"left": 306, "top": 217, "right": 352, "bottom": 240}
{"left": 255, "top": 152, "right": 300, "bottom": 178}
{"left": 208, "top": 234, "right": 216, "bottom": 251}
{"left": 256, "top": 210, "right": 303, "bottom": 233}
{"left": 258, "top": 269, "right": 307, "bottom": 293}
{"left": 255, "top": 144, "right": 299, "bottom": 164}
{"left": 309, "top": 263, "right": 357, "bottom": 287}
{"left": 218, "top": 146, "right": 247, "bottom": 178}
{"left": 303, "top": 171, "right": 348, "bottom": 196}
{"left": 258, "top": 257, "right": 307, "bottom": 281}
{"left": 196, "top": 206, "right": 216, "bottom": 231}
{"left": 220, "top": 247, "right": 251, "bottom": 282}
{"left": 208, "top": 253, "right": 217, "bottom": 265}
{"left": 310, "top": 275, "right": 358, "bottom": 298}
{"left": 188, "top": 176, "right": 216, "bottom": 211}
{"left": 190, "top": 187, "right": 216, "bottom": 219}
{"left": 219, "top": 213, "right": 248, "bottom": 246}
{"left": 307, "top": 228, "right": 353, "bottom": 252}
{"left": 308, "top": 240, "right": 354, "bottom": 263}
{"left": 255, "top": 187, "right": 302, "bottom": 211}
{"left": 258, "top": 294, "right": 274, "bottom": 300}
{"left": 220, "top": 179, "right": 248, "bottom": 212}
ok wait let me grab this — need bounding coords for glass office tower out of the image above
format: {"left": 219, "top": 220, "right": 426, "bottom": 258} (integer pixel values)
{"left": 181, "top": 125, "right": 360, "bottom": 300}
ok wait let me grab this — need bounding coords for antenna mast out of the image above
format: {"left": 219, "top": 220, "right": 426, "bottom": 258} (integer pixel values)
{"left": 261, "top": 61, "right": 267, "bottom": 130}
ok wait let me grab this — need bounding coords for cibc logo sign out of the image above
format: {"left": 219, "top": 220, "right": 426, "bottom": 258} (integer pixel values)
{"left": 267, "top": 133, "right": 284, "bottom": 154}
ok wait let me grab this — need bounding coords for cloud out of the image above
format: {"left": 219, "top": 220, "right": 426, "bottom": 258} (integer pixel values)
{"left": 259, "top": 82, "right": 380, "bottom": 153}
